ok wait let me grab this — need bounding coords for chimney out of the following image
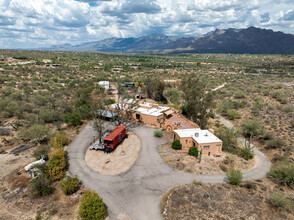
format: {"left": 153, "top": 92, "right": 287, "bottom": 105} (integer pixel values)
{"left": 209, "top": 129, "right": 215, "bottom": 134}
{"left": 195, "top": 132, "right": 199, "bottom": 137}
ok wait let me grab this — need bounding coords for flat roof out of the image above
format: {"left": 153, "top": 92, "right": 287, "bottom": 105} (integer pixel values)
{"left": 174, "top": 128, "right": 222, "bottom": 144}
{"left": 136, "top": 103, "right": 170, "bottom": 117}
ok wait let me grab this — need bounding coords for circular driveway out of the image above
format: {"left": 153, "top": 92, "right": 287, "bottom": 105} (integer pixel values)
{"left": 67, "top": 122, "right": 271, "bottom": 220}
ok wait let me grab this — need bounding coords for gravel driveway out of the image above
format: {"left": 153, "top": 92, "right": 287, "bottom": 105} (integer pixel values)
{"left": 67, "top": 121, "right": 271, "bottom": 220}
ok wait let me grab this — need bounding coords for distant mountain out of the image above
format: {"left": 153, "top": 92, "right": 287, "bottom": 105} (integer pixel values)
{"left": 44, "top": 27, "right": 294, "bottom": 54}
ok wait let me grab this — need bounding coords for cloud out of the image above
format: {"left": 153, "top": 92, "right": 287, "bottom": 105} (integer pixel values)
{"left": 284, "top": 11, "right": 294, "bottom": 20}
{"left": 0, "top": 0, "right": 293, "bottom": 49}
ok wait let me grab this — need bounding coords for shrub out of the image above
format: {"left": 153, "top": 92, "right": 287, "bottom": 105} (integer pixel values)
{"left": 281, "top": 105, "right": 294, "bottom": 113}
{"left": 19, "top": 124, "right": 52, "bottom": 143}
{"left": 215, "top": 127, "right": 238, "bottom": 153}
{"left": 241, "top": 119, "right": 264, "bottom": 138}
{"left": 234, "top": 91, "right": 246, "bottom": 99}
{"left": 28, "top": 174, "right": 53, "bottom": 197}
{"left": 219, "top": 164, "right": 228, "bottom": 172}
{"left": 64, "top": 112, "right": 82, "bottom": 127}
{"left": 33, "top": 145, "right": 51, "bottom": 160}
{"left": 238, "top": 147, "right": 254, "bottom": 161}
{"left": 188, "top": 146, "right": 198, "bottom": 158}
{"left": 171, "top": 139, "right": 182, "bottom": 150}
{"left": 269, "top": 192, "right": 292, "bottom": 211}
{"left": 154, "top": 130, "right": 163, "bottom": 137}
{"left": 50, "top": 132, "right": 68, "bottom": 148}
{"left": 268, "top": 160, "right": 294, "bottom": 188}
{"left": 79, "top": 190, "right": 107, "bottom": 220}
{"left": 60, "top": 175, "right": 80, "bottom": 195}
{"left": 45, "top": 149, "right": 66, "bottom": 181}
{"left": 227, "top": 169, "right": 243, "bottom": 185}
{"left": 226, "top": 109, "right": 240, "bottom": 120}
{"left": 267, "top": 138, "right": 285, "bottom": 149}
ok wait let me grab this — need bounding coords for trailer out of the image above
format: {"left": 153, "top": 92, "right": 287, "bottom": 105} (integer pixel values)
{"left": 103, "top": 125, "right": 127, "bottom": 152}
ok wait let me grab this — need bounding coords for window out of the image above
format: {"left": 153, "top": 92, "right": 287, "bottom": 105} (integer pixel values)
{"left": 136, "top": 114, "right": 140, "bottom": 120}
{"left": 203, "top": 146, "right": 210, "bottom": 149}
{"left": 193, "top": 142, "right": 196, "bottom": 147}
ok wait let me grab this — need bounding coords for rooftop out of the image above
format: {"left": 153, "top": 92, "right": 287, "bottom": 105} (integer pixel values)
{"left": 174, "top": 128, "right": 222, "bottom": 144}
{"left": 136, "top": 103, "right": 170, "bottom": 117}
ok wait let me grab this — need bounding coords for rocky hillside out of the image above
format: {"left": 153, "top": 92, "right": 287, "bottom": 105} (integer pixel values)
{"left": 45, "top": 27, "right": 294, "bottom": 54}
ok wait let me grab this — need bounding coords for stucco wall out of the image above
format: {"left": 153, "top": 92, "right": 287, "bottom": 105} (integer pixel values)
{"left": 174, "top": 133, "right": 222, "bottom": 156}
{"left": 132, "top": 112, "right": 163, "bottom": 128}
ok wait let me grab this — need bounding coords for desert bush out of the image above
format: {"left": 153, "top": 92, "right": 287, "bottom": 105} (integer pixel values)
{"left": 60, "top": 175, "right": 80, "bottom": 195}
{"left": 241, "top": 119, "right": 264, "bottom": 138}
{"left": 154, "top": 130, "right": 163, "bottom": 137}
{"left": 219, "top": 164, "right": 228, "bottom": 172}
{"left": 172, "top": 139, "right": 182, "bottom": 150}
{"left": 28, "top": 174, "right": 53, "bottom": 197}
{"left": 282, "top": 105, "right": 294, "bottom": 113}
{"left": 188, "top": 146, "right": 198, "bottom": 158}
{"left": 64, "top": 112, "right": 82, "bottom": 127}
{"left": 234, "top": 91, "right": 246, "bottom": 99}
{"left": 269, "top": 192, "right": 292, "bottom": 211}
{"left": 79, "top": 190, "right": 107, "bottom": 220}
{"left": 227, "top": 169, "right": 243, "bottom": 185}
{"left": 49, "top": 132, "right": 68, "bottom": 148}
{"left": 215, "top": 127, "right": 238, "bottom": 153}
{"left": 267, "top": 138, "right": 285, "bottom": 149}
{"left": 238, "top": 147, "right": 254, "bottom": 160}
{"left": 45, "top": 149, "right": 66, "bottom": 181}
{"left": 33, "top": 145, "right": 51, "bottom": 160}
{"left": 19, "top": 124, "right": 52, "bottom": 143}
{"left": 268, "top": 160, "right": 294, "bottom": 188}
{"left": 226, "top": 109, "right": 241, "bottom": 120}
{"left": 39, "top": 109, "right": 61, "bottom": 123}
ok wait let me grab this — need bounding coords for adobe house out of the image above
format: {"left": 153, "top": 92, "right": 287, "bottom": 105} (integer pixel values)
{"left": 132, "top": 102, "right": 173, "bottom": 128}
{"left": 173, "top": 128, "right": 222, "bottom": 156}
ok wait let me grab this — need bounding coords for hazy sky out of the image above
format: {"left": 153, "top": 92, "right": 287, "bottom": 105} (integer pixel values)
{"left": 0, "top": 0, "right": 293, "bottom": 49}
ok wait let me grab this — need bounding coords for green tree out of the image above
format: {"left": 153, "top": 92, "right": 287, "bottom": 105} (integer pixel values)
{"left": 79, "top": 190, "right": 107, "bottom": 220}
{"left": 215, "top": 127, "right": 238, "bottom": 153}
{"left": 241, "top": 119, "right": 264, "bottom": 138}
{"left": 181, "top": 74, "right": 214, "bottom": 129}
{"left": 19, "top": 124, "right": 52, "bottom": 143}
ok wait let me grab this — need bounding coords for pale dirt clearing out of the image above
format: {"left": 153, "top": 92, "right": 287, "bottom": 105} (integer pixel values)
{"left": 159, "top": 143, "right": 256, "bottom": 175}
{"left": 85, "top": 132, "right": 141, "bottom": 176}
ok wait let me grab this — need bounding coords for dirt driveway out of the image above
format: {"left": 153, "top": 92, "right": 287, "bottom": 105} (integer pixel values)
{"left": 85, "top": 132, "right": 141, "bottom": 175}
{"left": 67, "top": 122, "right": 271, "bottom": 220}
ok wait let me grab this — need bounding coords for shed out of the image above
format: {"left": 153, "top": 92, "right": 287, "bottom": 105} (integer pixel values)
{"left": 103, "top": 125, "right": 127, "bottom": 150}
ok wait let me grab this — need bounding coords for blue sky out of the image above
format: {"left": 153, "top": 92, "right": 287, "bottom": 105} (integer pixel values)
{"left": 0, "top": 0, "right": 293, "bottom": 49}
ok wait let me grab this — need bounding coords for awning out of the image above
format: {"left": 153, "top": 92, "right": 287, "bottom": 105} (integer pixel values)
{"left": 164, "top": 109, "right": 173, "bottom": 116}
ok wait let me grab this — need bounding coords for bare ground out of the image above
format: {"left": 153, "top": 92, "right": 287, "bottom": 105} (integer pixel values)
{"left": 158, "top": 143, "right": 255, "bottom": 175}
{"left": 85, "top": 132, "right": 141, "bottom": 175}
{"left": 0, "top": 148, "right": 80, "bottom": 220}
{"left": 161, "top": 181, "right": 294, "bottom": 220}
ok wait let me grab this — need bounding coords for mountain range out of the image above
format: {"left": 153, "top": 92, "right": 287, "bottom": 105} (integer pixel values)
{"left": 44, "top": 27, "right": 294, "bottom": 54}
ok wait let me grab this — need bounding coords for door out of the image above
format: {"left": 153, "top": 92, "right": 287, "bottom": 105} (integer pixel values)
{"left": 208, "top": 152, "right": 211, "bottom": 156}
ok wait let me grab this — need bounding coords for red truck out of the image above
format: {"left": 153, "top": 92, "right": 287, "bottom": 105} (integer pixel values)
{"left": 103, "top": 125, "right": 127, "bottom": 152}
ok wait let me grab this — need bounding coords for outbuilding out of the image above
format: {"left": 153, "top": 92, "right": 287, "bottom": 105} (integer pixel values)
{"left": 173, "top": 128, "right": 222, "bottom": 156}
{"left": 103, "top": 125, "right": 126, "bottom": 151}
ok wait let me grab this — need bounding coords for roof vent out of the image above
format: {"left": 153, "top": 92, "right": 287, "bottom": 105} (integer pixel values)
{"left": 195, "top": 132, "right": 199, "bottom": 137}
{"left": 205, "top": 133, "right": 208, "bottom": 137}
